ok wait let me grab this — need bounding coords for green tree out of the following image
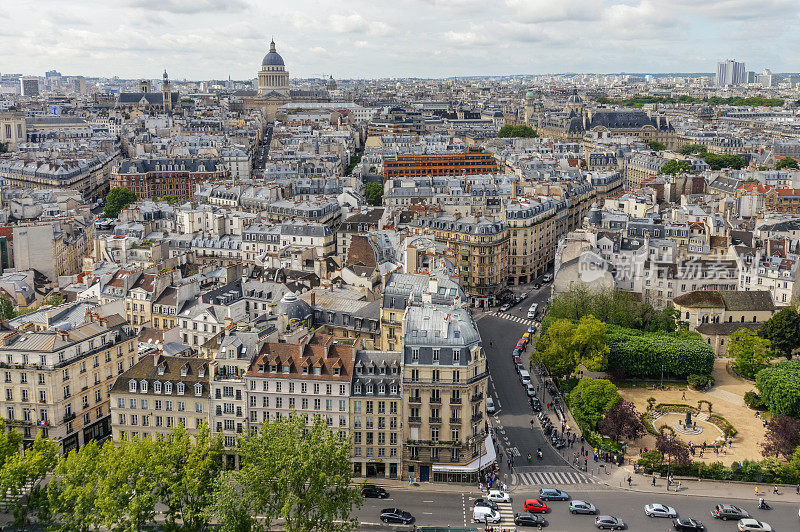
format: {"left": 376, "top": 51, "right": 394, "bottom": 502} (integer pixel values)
{"left": 0, "top": 431, "right": 58, "bottom": 527}
{"left": 700, "top": 152, "right": 746, "bottom": 171}
{"left": 0, "top": 295, "right": 16, "bottom": 320}
{"left": 756, "top": 360, "right": 800, "bottom": 417}
{"left": 102, "top": 187, "right": 137, "bottom": 219}
{"left": 497, "top": 125, "right": 539, "bottom": 138}
{"left": 660, "top": 159, "right": 691, "bottom": 175}
{"left": 533, "top": 315, "right": 609, "bottom": 378}
{"left": 758, "top": 306, "right": 800, "bottom": 359}
{"left": 95, "top": 436, "right": 160, "bottom": 532}
{"left": 206, "top": 473, "right": 260, "bottom": 532}
{"left": 567, "top": 378, "right": 621, "bottom": 429}
{"left": 226, "top": 414, "right": 362, "bottom": 532}
{"left": 679, "top": 144, "right": 706, "bottom": 155}
{"left": 648, "top": 141, "right": 666, "bottom": 151}
{"left": 47, "top": 439, "right": 103, "bottom": 531}
{"left": 730, "top": 328, "right": 774, "bottom": 379}
{"left": 776, "top": 157, "right": 799, "bottom": 170}
{"left": 158, "top": 422, "right": 223, "bottom": 532}
{"left": 364, "top": 182, "right": 383, "bottom": 206}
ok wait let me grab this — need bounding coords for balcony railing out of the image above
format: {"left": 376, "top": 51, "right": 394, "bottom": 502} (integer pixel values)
{"left": 449, "top": 417, "right": 461, "bottom": 424}
{"left": 408, "top": 416, "right": 421, "bottom": 424}
{"left": 471, "top": 412, "right": 483, "bottom": 423}
{"left": 408, "top": 396, "right": 422, "bottom": 404}
{"left": 63, "top": 412, "right": 76, "bottom": 422}
{"left": 429, "top": 397, "right": 441, "bottom": 404}
{"left": 470, "top": 392, "right": 484, "bottom": 403}
{"left": 429, "top": 416, "right": 442, "bottom": 424}
{"left": 450, "top": 397, "right": 462, "bottom": 404}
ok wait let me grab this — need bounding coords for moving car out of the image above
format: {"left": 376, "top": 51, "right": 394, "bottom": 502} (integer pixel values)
{"left": 473, "top": 498, "right": 499, "bottom": 511}
{"left": 539, "top": 488, "right": 569, "bottom": 501}
{"left": 542, "top": 273, "right": 553, "bottom": 282}
{"left": 736, "top": 518, "right": 772, "bottom": 531}
{"left": 486, "top": 397, "right": 496, "bottom": 414}
{"left": 361, "top": 485, "right": 388, "bottom": 498}
{"left": 380, "top": 508, "right": 414, "bottom": 524}
{"left": 711, "top": 504, "right": 749, "bottom": 521}
{"left": 530, "top": 397, "right": 542, "bottom": 411}
{"left": 520, "top": 292, "right": 528, "bottom": 300}
{"left": 515, "top": 512, "right": 547, "bottom": 527}
{"left": 645, "top": 503, "right": 678, "bottom": 518}
{"left": 473, "top": 506, "right": 501, "bottom": 524}
{"left": 500, "top": 303, "right": 512, "bottom": 312}
{"left": 528, "top": 324, "right": 537, "bottom": 334}
{"left": 533, "top": 283, "right": 541, "bottom": 289}
{"left": 570, "top": 500, "right": 597, "bottom": 514}
{"left": 595, "top": 515, "right": 625, "bottom": 530}
{"left": 486, "top": 489, "right": 512, "bottom": 503}
{"left": 673, "top": 517, "right": 705, "bottom": 531}
{"left": 524, "top": 499, "right": 548, "bottom": 513}
{"left": 527, "top": 303, "right": 539, "bottom": 318}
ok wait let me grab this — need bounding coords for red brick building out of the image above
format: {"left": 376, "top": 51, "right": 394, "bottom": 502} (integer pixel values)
{"left": 111, "top": 158, "right": 229, "bottom": 199}
{"left": 383, "top": 148, "right": 498, "bottom": 181}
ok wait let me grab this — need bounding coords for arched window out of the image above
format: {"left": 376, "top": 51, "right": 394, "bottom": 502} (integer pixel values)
{"left": 128, "top": 380, "right": 137, "bottom": 392}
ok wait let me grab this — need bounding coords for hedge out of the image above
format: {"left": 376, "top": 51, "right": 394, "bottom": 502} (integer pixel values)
{"left": 756, "top": 360, "right": 800, "bottom": 418}
{"left": 708, "top": 414, "right": 738, "bottom": 438}
{"left": 638, "top": 457, "right": 799, "bottom": 484}
{"left": 654, "top": 403, "right": 698, "bottom": 413}
{"left": 606, "top": 325, "right": 715, "bottom": 378}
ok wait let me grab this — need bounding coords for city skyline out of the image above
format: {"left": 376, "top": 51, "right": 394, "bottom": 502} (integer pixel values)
{"left": 2, "top": 0, "right": 799, "bottom": 79}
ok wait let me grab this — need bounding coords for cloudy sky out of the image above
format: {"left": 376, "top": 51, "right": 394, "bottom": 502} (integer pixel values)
{"left": 2, "top": 0, "right": 798, "bottom": 80}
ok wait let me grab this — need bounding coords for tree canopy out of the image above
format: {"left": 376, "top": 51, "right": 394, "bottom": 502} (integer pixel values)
{"left": 498, "top": 124, "right": 539, "bottom": 138}
{"left": 758, "top": 306, "right": 800, "bottom": 359}
{"left": 729, "top": 328, "right": 774, "bottom": 379}
{"left": 776, "top": 157, "right": 799, "bottom": 170}
{"left": 660, "top": 159, "right": 691, "bottom": 175}
{"left": 598, "top": 400, "right": 646, "bottom": 442}
{"left": 567, "top": 378, "right": 621, "bottom": 430}
{"left": 699, "top": 152, "right": 747, "bottom": 171}
{"left": 596, "top": 95, "right": 784, "bottom": 108}
{"left": 533, "top": 315, "right": 609, "bottom": 378}
{"left": 756, "top": 360, "right": 800, "bottom": 418}
{"left": 761, "top": 415, "right": 800, "bottom": 460}
{"left": 648, "top": 141, "right": 666, "bottom": 151}
{"left": 679, "top": 144, "right": 706, "bottom": 155}
{"left": 103, "top": 187, "right": 136, "bottom": 219}
{"left": 364, "top": 182, "right": 383, "bottom": 206}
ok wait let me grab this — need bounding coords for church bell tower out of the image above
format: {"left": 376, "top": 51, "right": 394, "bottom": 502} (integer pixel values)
{"left": 162, "top": 70, "right": 172, "bottom": 112}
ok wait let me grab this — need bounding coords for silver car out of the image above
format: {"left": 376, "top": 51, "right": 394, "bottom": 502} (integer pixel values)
{"left": 596, "top": 515, "right": 624, "bottom": 530}
{"left": 645, "top": 503, "right": 677, "bottom": 518}
{"left": 570, "top": 500, "right": 597, "bottom": 515}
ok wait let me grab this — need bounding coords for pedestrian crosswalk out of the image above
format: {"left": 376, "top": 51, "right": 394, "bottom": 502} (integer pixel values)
{"left": 497, "top": 502, "right": 515, "bottom": 525}
{"left": 496, "top": 312, "right": 536, "bottom": 326}
{"left": 511, "top": 467, "right": 598, "bottom": 487}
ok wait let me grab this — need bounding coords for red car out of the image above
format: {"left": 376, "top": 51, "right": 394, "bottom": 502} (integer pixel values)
{"left": 524, "top": 499, "right": 548, "bottom": 513}
{"left": 516, "top": 339, "right": 527, "bottom": 350}
{"left": 513, "top": 355, "right": 521, "bottom": 365}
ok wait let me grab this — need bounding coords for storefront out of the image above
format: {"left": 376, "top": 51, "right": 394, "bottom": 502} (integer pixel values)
{"left": 353, "top": 459, "right": 399, "bottom": 479}
{"left": 431, "top": 435, "right": 496, "bottom": 483}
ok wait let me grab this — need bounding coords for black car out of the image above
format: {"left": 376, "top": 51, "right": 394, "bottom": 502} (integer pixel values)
{"left": 530, "top": 397, "right": 542, "bottom": 411}
{"left": 474, "top": 498, "right": 499, "bottom": 511}
{"left": 515, "top": 512, "right": 548, "bottom": 526}
{"left": 380, "top": 508, "right": 414, "bottom": 524}
{"left": 673, "top": 518, "right": 704, "bottom": 531}
{"left": 361, "top": 484, "right": 388, "bottom": 498}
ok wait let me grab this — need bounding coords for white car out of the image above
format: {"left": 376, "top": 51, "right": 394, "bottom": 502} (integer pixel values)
{"left": 542, "top": 273, "right": 553, "bottom": 282}
{"left": 737, "top": 518, "right": 772, "bottom": 531}
{"left": 644, "top": 503, "right": 677, "bottom": 518}
{"left": 486, "top": 489, "right": 512, "bottom": 503}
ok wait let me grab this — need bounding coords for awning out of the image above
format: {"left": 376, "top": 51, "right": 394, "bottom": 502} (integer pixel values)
{"left": 432, "top": 435, "right": 496, "bottom": 473}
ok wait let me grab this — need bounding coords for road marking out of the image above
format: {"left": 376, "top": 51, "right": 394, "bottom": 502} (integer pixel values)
{"left": 422, "top": 500, "right": 434, "bottom": 503}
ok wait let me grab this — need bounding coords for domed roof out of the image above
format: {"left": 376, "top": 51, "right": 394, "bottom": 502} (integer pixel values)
{"left": 262, "top": 40, "right": 285, "bottom": 67}
{"left": 567, "top": 93, "right": 583, "bottom": 103}
{"left": 525, "top": 90, "right": 536, "bottom": 98}
{"left": 275, "top": 291, "right": 311, "bottom": 321}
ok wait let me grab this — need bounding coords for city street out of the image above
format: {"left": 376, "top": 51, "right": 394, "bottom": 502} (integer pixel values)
{"left": 356, "top": 483, "right": 800, "bottom": 530}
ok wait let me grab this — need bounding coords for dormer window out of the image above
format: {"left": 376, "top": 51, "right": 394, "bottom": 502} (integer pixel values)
{"left": 164, "top": 382, "right": 173, "bottom": 394}
{"left": 198, "top": 367, "right": 205, "bottom": 378}
{"left": 181, "top": 366, "right": 188, "bottom": 377}
{"left": 157, "top": 365, "right": 165, "bottom": 376}
{"left": 378, "top": 383, "right": 385, "bottom": 394}
{"left": 194, "top": 383, "right": 202, "bottom": 396}
{"left": 333, "top": 367, "right": 341, "bottom": 376}
{"left": 257, "top": 364, "right": 264, "bottom": 372}
{"left": 354, "top": 383, "right": 362, "bottom": 394}
{"left": 366, "top": 383, "right": 373, "bottom": 394}
{"left": 128, "top": 380, "right": 137, "bottom": 392}
{"left": 140, "top": 380, "right": 148, "bottom": 393}
{"left": 282, "top": 365, "right": 290, "bottom": 374}
{"left": 177, "top": 382, "right": 185, "bottom": 395}
{"left": 390, "top": 384, "right": 398, "bottom": 395}
{"left": 302, "top": 366, "right": 309, "bottom": 375}
{"left": 270, "top": 364, "right": 277, "bottom": 373}
{"left": 313, "top": 367, "right": 321, "bottom": 375}
{"left": 154, "top": 381, "right": 162, "bottom": 393}
{"left": 356, "top": 366, "right": 363, "bottom": 375}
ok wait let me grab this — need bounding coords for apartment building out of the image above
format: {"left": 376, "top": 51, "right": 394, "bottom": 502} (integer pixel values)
{"left": 407, "top": 215, "right": 507, "bottom": 306}
{"left": 383, "top": 148, "right": 498, "bottom": 181}
{"left": 110, "top": 354, "right": 211, "bottom": 442}
{"left": 503, "top": 197, "right": 566, "bottom": 284}
{"left": 350, "top": 350, "right": 402, "bottom": 479}
{"left": 401, "top": 305, "right": 490, "bottom": 483}
{"left": 111, "top": 158, "right": 230, "bottom": 200}
{"left": 12, "top": 219, "right": 93, "bottom": 282}
{"left": 244, "top": 330, "right": 355, "bottom": 431}
{"left": 0, "top": 312, "right": 136, "bottom": 452}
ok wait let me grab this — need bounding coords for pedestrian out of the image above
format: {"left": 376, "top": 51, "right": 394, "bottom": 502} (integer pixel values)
{"left": 677, "top": 480, "right": 682, "bottom": 491}
{"left": 755, "top": 486, "right": 759, "bottom": 496}
{"left": 796, "top": 484, "right": 799, "bottom": 495}
{"left": 652, "top": 475, "right": 656, "bottom": 487}
{"left": 410, "top": 475, "right": 414, "bottom": 486}
{"left": 479, "top": 481, "right": 483, "bottom": 492}
{"left": 627, "top": 475, "right": 632, "bottom": 487}
{"left": 773, "top": 485, "right": 779, "bottom": 495}
{"left": 682, "top": 391, "right": 686, "bottom": 400}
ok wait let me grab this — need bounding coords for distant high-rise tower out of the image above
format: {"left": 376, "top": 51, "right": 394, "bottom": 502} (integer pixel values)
{"left": 716, "top": 59, "right": 746, "bottom": 86}
{"left": 162, "top": 70, "right": 172, "bottom": 112}
{"left": 20, "top": 76, "right": 39, "bottom": 97}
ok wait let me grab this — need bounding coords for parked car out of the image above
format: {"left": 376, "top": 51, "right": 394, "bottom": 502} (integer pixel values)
{"left": 380, "top": 508, "right": 414, "bottom": 524}
{"left": 570, "top": 500, "right": 597, "bottom": 514}
{"left": 524, "top": 499, "right": 548, "bottom": 513}
{"left": 486, "top": 490, "right": 512, "bottom": 503}
{"left": 527, "top": 303, "right": 539, "bottom": 318}
{"left": 533, "top": 283, "right": 541, "bottom": 289}
{"left": 486, "top": 397, "right": 496, "bottom": 414}
{"left": 673, "top": 517, "right": 705, "bottom": 531}
{"left": 539, "top": 488, "right": 569, "bottom": 501}
{"left": 542, "top": 273, "right": 553, "bottom": 282}
{"left": 527, "top": 324, "right": 537, "bottom": 334}
{"left": 473, "top": 506, "right": 501, "bottom": 524}
{"left": 500, "top": 303, "right": 511, "bottom": 312}
{"left": 526, "top": 384, "right": 537, "bottom": 398}
{"left": 361, "top": 485, "right": 388, "bottom": 498}
{"left": 517, "top": 338, "right": 527, "bottom": 350}
{"left": 530, "top": 397, "right": 542, "bottom": 411}
{"left": 595, "top": 515, "right": 624, "bottom": 530}
{"left": 645, "top": 503, "right": 678, "bottom": 518}
{"left": 711, "top": 504, "right": 749, "bottom": 521}
{"left": 513, "top": 355, "right": 521, "bottom": 365}
{"left": 473, "top": 498, "right": 499, "bottom": 511}
{"left": 736, "top": 518, "right": 772, "bottom": 531}
{"left": 515, "top": 512, "right": 547, "bottom": 527}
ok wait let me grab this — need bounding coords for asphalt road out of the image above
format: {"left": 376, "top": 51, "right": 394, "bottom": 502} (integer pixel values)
{"left": 356, "top": 483, "right": 800, "bottom": 531}
{"left": 477, "top": 283, "right": 564, "bottom": 471}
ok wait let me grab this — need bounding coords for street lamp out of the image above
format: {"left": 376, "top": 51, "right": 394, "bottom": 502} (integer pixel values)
{"left": 660, "top": 364, "right": 665, "bottom": 389}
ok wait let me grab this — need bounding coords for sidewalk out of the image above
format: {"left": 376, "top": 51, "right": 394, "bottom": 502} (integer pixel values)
{"left": 606, "top": 466, "right": 800, "bottom": 503}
